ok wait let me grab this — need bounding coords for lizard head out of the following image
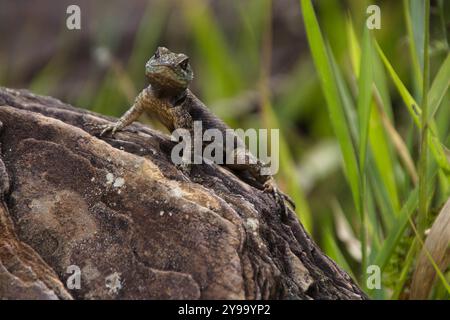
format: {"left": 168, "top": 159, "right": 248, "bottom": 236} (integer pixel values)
{"left": 145, "top": 47, "right": 194, "bottom": 93}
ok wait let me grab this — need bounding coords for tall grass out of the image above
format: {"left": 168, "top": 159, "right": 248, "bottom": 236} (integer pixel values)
{"left": 301, "top": 0, "right": 449, "bottom": 299}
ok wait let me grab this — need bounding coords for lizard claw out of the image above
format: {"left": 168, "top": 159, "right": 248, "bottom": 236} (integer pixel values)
{"left": 85, "top": 121, "right": 119, "bottom": 137}
{"left": 176, "top": 162, "right": 192, "bottom": 176}
{"left": 99, "top": 124, "right": 119, "bottom": 137}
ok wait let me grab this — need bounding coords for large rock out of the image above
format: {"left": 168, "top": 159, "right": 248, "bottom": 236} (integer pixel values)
{"left": 0, "top": 87, "right": 366, "bottom": 299}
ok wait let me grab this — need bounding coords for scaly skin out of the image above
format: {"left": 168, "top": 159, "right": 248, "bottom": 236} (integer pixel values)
{"left": 98, "top": 47, "right": 294, "bottom": 218}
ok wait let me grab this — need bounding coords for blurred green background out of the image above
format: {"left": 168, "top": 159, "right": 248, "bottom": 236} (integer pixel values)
{"left": 0, "top": 0, "right": 449, "bottom": 299}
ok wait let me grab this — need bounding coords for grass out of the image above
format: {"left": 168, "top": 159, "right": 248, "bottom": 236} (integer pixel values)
{"left": 3, "top": 0, "right": 449, "bottom": 299}
{"left": 301, "top": 0, "right": 449, "bottom": 299}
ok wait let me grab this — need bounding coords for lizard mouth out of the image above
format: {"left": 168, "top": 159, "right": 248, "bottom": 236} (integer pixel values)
{"left": 145, "top": 65, "right": 189, "bottom": 89}
{"left": 145, "top": 63, "right": 176, "bottom": 76}
{"left": 148, "top": 63, "right": 171, "bottom": 68}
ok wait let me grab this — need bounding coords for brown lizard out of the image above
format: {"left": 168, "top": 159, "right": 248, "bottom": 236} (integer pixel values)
{"left": 96, "top": 47, "right": 295, "bottom": 218}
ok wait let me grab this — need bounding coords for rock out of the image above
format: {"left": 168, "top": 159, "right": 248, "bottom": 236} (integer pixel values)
{"left": 0, "top": 87, "right": 366, "bottom": 299}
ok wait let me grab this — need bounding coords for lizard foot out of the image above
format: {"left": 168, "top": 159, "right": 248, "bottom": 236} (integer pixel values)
{"left": 85, "top": 121, "right": 121, "bottom": 137}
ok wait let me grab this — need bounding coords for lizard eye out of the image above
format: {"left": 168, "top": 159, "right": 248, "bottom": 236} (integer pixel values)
{"left": 179, "top": 58, "right": 189, "bottom": 71}
{"left": 154, "top": 48, "right": 161, "bottom": 59}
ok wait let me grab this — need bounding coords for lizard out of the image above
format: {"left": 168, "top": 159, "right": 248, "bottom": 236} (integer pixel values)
{"left": 95, "top": 46, "right": 295, "bottom": 218}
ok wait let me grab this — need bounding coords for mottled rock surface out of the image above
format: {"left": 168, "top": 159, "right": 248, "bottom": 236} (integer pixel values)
{"left": 0, "top": 87, "right": 366, "bottom": 300}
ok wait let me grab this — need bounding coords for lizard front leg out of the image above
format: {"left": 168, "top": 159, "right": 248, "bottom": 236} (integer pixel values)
{"left": 170, "top": 105, "right": 194, "bottom": 175}
{"left": 98, "top": 89, "right": 147, "bottom": 136}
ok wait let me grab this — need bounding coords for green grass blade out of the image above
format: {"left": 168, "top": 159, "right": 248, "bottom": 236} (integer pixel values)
{"left": 367, "top": 163, "right": 396, "bottom": 231}
{"left": 376, "top": 41, "right": 450, "bottom": 174}
{"left": 409, "top": 0, "right": 425, "bottom": 75}
{"left": 375, "top": 41, "right": 419, "bottom": 124}
{"left": 301, "top": 0, "right": 361, "bottom": 214}
{"left": 346, "top": 17, "right": 400, "bottom": 214}
{"left": 373, "top": 187, "right": 418, "bottom": 270}
{"left": 428, "top": 53, "right": 450, "bottom": 120}
{"left": 329, "top": 48, "right": 358, "bottom": 141}
{"left": 346, "top": 17, "right": 360, "bottom": 75}
{"left": 403, "top": 0, "right": 423, "bottom": 93}
{"left": 369, "top": 106, "right": 401, "bottom": 213}
{"left": 417, "top": 0, "right": 431, "bottom": 236}
{"left": 301, "top": 0, "right": 361, "bottom": 212}
{"left": 437, "top": 0, "right": 449, "bottom": 50}
{"left": 365, "top": 178, "right": 384, "bottom": 250}
{"left": 357, "top": 28, "right": 373, "bottom": 175}
{"left": 301, "top": 0, "right": 370, "bottom": 278}
{"left": 391, "top": 238, "right": 418, "bottom": 299}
